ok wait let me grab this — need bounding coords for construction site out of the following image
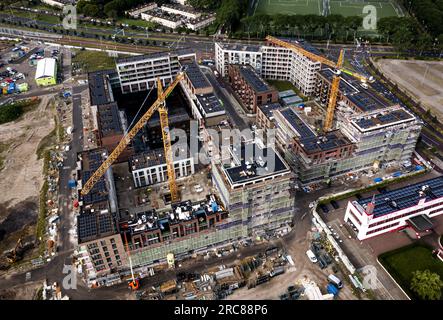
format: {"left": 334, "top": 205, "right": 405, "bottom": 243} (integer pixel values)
{"left": 57, "top": 33, "right": 427, "bottom": 301}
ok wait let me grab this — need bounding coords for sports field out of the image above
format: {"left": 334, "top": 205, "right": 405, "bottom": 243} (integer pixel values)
{"left": 253, "top": 0, "right": 404, "bottom": 19}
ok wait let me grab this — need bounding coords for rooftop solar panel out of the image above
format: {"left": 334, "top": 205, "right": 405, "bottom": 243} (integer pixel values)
{"left": 238, "top": 66, "right": 271, "bottom": 93}
{"left": 357, "top": 176, "right": 443, "bottom": 217}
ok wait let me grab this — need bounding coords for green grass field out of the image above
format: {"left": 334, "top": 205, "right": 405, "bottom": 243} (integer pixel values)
{"left": 379, "top": 244, "right": 443, "bottom": 299}
{"left": 254, "top": 0, "right": 404, "bottom": 20}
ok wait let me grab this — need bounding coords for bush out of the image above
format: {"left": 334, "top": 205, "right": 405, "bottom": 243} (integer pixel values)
{"left": 0, "top": 99, "right": 39, "bottom": 124}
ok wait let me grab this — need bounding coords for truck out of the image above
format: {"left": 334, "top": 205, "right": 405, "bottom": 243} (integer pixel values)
{"left": 326, "top": 283, "right": 339, "bottom": 296}
{"left": 270, "top": 266, "right": 285, "bottom": 277}
{"left": 328, "top": 274, "right": 343, "bottom": 289}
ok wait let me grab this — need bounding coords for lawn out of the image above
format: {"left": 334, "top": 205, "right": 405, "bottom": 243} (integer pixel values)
{"left": 267, "top": 80, "right": 306, "bottom": 99}
{"left": 72, "top": 50, "right": 117, "bottom": 73}
{"left": 254, "top": 0, "right": 323, "bottom": 15}
{"left": 117, "top": 18, "right": 157, "bottom": 29}
{"left": 253, "top": 0, "right": 404, "bottom": 19}
{"left": 379, "top": 243, "right": 443, "bottom": 299}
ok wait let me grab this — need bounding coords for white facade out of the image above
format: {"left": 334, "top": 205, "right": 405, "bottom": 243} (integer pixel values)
{"left": 40, "top": 0, "right": 73, "bottom": 8}
{"left": 141, "top": 12, "right": 182, "bottom": 29}
{"left": 126, "top": 3, "right": 158, "bottom": 18}
{"left": 215, "top": 42, "right": 321, "bottom": 96}
{"left": 161, "top": 4, "right": 201, "bottom": 20}
{"left": 186, "top": 15, "right": 216, "bottom": 31}
{"left": 131, "top": 157, "right": 195, "bottom": 188}
{"left": 215, "top": 42, "right": 263, "bottom": 77}
{"left": 115, "top": 50, "right": 196, "bottom": 93}
{"left": 344, "top": 181, "right": 443, "bottom": 240}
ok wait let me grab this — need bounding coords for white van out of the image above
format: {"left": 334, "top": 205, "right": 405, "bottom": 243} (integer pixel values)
{"left": 328, "top": 274, "right": 343, "bottom": 289}
{"left": 306, "top": 250, "right": 318, "bottom": 263}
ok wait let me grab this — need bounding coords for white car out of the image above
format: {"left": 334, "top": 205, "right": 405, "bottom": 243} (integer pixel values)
{"left": 306, "top": 250, "right": 318, "bottom": 263}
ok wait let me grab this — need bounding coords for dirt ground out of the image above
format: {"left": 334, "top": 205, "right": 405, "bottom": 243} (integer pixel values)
{"left": 0, "top": 95, "right": 54, "bottom": 210}
{"left": 0, "top": 280, "right": 41, "bottom": 300}
{"left": 375, "top": 59, "right": 443, "bottom": 121}
{"left": 0, "top": 95, "right": 55, "bottom": 250}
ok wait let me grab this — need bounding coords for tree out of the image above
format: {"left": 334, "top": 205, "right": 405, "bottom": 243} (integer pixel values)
{"left": 410, "top": 270, "right": 443, "bottom": 300}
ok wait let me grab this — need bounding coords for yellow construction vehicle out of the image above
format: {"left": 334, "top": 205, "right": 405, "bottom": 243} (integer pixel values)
{"left": 6, "top": 237, "right": 23, "bottom": 264}
{"left": 265, "top": 36, "right": 374, "bottom": 131}
{"left": 80, "top": 73, "right": 184, "bottom": 202}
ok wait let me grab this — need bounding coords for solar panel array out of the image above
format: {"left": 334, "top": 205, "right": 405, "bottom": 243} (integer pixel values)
{"left": 355, "top": 108, "right": 413, "bottom": 129}
{"left": 184, "top": 61, "right": 211, "bottom": 89}
{"left": 358, "top": 176, "right": 443, "bottom": 218}
{"left": 300, "top": 131, "right": 352, "bottom": 153}
{"left": 88, "top": 70, "right": 114, "bottom": 106}
{"left": 258, "top": 102, "right": 282, "bottom": 118}
{"left": 281, "top": 108, "right": 316, "bottom": 139}
{"left": 98, "top": 102, "right": 123, "bottom": 136}
{"left": 77, "top": 212, "right": 114, "bottom": 243}
{"left": 81, "top": 150, "right": 108, "bottom": 205}
{"left": 238, "top": 66, "right": 271, "bottom": 93}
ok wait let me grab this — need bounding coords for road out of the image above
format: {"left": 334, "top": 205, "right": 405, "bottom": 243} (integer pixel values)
{"left": 201, "top": 67, "right": 249, "bottom": 131}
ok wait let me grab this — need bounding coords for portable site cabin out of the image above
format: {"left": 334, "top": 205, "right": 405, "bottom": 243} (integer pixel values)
{"left": 35, "top": 58, "right": 57, "bottom": 86}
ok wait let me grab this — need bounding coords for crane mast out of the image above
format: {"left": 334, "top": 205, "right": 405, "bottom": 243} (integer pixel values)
{"left": 324, "top": 49, "right": 345, "bottom": 132}
{"left": 80, "top": 73, "right": 185, "bottom": 196}
{"left": 157, "top": 78, "right": 179, "bottom": 202}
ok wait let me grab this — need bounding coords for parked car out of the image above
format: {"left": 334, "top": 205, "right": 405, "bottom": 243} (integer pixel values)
{"left": 319, "top": 203, "right": 330, "bottom": 214}
{"left": 330, "top": 200, "right": 339, "bottom": 209}
{"left": 306, "top": 250, "right": 318, "bottom": 263}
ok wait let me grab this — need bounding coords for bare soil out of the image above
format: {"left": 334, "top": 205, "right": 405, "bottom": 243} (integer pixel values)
{"left": 375, "top": 59, "right": 443, "bottom": 121}
{"left": 0, "top": 95, "right": 55, "bottom": 251}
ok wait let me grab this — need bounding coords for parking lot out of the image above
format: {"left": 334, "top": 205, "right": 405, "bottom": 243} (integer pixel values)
{"left": 0, "top": 40, "right": 64, "bottom": 100}
{"left": 317, "top": 170, "right": 442, "bottom": 300}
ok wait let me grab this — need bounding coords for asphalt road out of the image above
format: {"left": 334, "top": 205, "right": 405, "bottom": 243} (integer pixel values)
{"left": 201, "top": 67, "right": 249, "bottom": 131}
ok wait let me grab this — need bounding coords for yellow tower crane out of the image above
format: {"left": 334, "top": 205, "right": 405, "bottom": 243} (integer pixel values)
{"left": 324, "top": 48, "right": 344, "bottom": 132}
{"left": 265, "top": 36, "right": 374, "bottom": 131}
{"left": 80, "top": 73, "right": 184, "bottom": 199}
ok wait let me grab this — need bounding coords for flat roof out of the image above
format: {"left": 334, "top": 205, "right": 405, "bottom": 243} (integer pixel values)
{"left": 183, "top": 60, "right": 211, "bottom": 89}
{"left": 280, "top": 107, "right": 316, "bottom": 139}
{"left": 123, "top": 195, "right": 223, "bottom": 236}
{"left": 97, "top": 102, "right": 123, "bottom": 137}
{"left": 257, "top": 102, "right": 282, "bottom": 119}
{"left": 357, "top": 176, "right": 443, "bottom": 218}
{"left": 278, "top": 90, "right": 296, "bottom": 99}
{"left": 35, "top": 58, "right": 56, "bottom": 79}
{"left": 217, "top": 42, "right": 261, "bottom": 53}
{"left": 282, "top": 95, "right": 303, "bottom": 105}
{"left": 237, "top": 65, "right": 272, "bottom": 93}
{"left": 224, "top": 143, "right": 289, "bottom": 185}
{"left": 299, "top": 130, "right": 353, "bottom": 154}
{"left": 196, "top": 93, "right": 225, "bottom": 116}
{"left": 319, "top": 68, "right": 391, "bottom": 112}
{"left": 129, "top": 144, "right": 190, "bottom": 170}
{"left": 88, "top": 70, "right": 114, "bottom": 106}
{"left": 79, "top": 149, "right": 109, "bottom": 205}
{"left": 77, "top": 210, "right": 115, "bottom": 244}
{"left": 116, "top": 48, "right": 194, "bottom": 64}
{"left": 351, "top": 107, "right": 416, "bottom": 131}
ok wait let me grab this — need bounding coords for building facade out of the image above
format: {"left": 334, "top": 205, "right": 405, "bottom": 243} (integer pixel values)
{"left": 35, "top": 58, "right": 57, "bottom": 86}
{"left": 115, "top": 49, "right": 196, "bottom": 93}
{"left": 227, "top": 64, "right": 278, "bottom": 114}
{"left": 344, "top": 176, "right": 443, "bottom": 240}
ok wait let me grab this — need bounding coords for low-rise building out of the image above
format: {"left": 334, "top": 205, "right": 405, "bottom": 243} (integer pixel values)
{"left": 35, "top": 58, "right": 57, "bottom": 86}
{"left": 141, "top": 10, "right": 183, "bottom": 29}
{"left": 186, "top": 14, "right": 216, "bottom": 31}
{"left": 40, "top": 0, "right": 75, "bottom": 9}
{"left": 227, "top": 64, "right": 278, "bottom": 114}
{"left": 160, "top": 4, "right": 201, "bottom": 20}
{"left": 345, "top": 176, "right": 443, "bottom": 240}
{"left": 215, "top": 42, "right": 263, "bottom": 77}
{"left": 125, "top": 2, "right": 158, "bottom": 18}
{"left": 256, "top": 102, "right": 283, "bottom": 133}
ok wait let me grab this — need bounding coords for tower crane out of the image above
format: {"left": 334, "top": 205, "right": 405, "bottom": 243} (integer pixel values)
{"left": 265, "top": 36, "right": 374, "bottom": 131}
{"left": 80, "top": 73, "right": 185, "bottom": 200}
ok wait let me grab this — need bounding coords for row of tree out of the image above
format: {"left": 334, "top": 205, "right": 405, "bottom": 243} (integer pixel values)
{"left": 402, "top": 0, "right": 443, "bottom": 37}
{"left": 238, "top": 14, "right": 362, "bottom": 42}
